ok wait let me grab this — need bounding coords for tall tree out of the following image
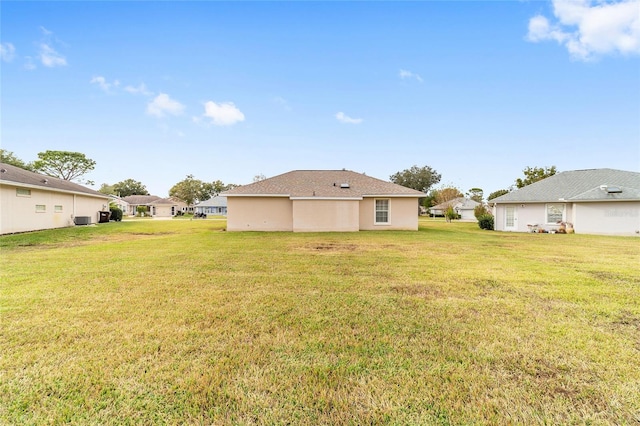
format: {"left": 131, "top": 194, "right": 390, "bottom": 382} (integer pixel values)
{"left": 31, "top": 150, "right": 96, "bottom": 182}
{"left": 169, "top": 175, "right": 211, "bottom": 206}
{"left": 433, "top": 186, "right": 464, "bottom": 206}
{"left": 467, "top": 188, "right": 484, "bottom": 203}
{"left": 389, "top": 165, "right": 441, "bottom": 193}
{"left": 515, "top": 166, "right": 557, "bottom": 189}
{"left": 113, "top": 179, "right": 149, "bottom": 197}
{"left": 98, "top": 183, "right": 117, "bottom": 195}
{"left": 488, "top": 189, "right": 510, "bottom": 201}
{"left": 0, "top": 149, "right": 31, "bottom": 170}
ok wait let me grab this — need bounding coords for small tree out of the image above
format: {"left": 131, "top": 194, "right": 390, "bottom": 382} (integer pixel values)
{"left": 444, "top": 206, "right": 458, "bottom": 223}
{"left": 467, "top": 188, "right": 484, "bottom": 203}
{"left": 474, "top": 204, "right": 491, "bottom": 219}
{"left": 136, "top": 205, "right": 148, "bottom": 217}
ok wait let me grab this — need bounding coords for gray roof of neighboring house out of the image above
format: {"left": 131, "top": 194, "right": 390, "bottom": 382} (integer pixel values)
{"left": 491, "top": 169, "right": 640, "bottom": 203}
{"left": 196, "top": 196, "right": 227, "bottom": 207}
{"left": 150, "top": 198, "right": 179, "bottom": 206}
{"left": 0, "top": 163, "right": 108, "bottom": 199}
{"left": 222, "top": 170, "right": 425, "bottom": 198}
{"left": 431, "top": 197, "right": 480, "bottom": 210}
{"left": 122, "top": 195, "right": 162, "bottom": 204}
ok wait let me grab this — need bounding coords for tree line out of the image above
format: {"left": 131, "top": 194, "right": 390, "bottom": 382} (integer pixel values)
{"left": 2, "top": 149, "right": 557, "bottom": 208}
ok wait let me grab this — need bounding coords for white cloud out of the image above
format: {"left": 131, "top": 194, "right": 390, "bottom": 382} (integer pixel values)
{"left": 90, "top": 76, "right": 119, "bottom": 92}
{"left": 39, "top": 43, "right": 67, "bottom": 67}
{"left": 146, "top": 93, "right": 185, "bottom": 118}
{"left": 201, "top": 101, "right": 245, "bottom": 126}
{"left": 399, "top": 69, "right": 424, "bottom": 83}
{"left": 1, "top": 42, "right": 15, "bottom": 62}
{"left": 125, "top": 83, "right": 153, "bottom": 96}
{"left": 335, "top": 112, "right": 363, "bottom": 124}
{"left": 40, "top": 26, "right": 53, "bottom": 36}
{"left": 527, "top": 0, "right": 640, "bottom": 60}
{"left": 273, "top": 96, "right": 292, "bottom": 111}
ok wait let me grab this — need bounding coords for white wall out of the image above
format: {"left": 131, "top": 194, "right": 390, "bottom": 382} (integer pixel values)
{"left": 1, "top": 184, "right": 108, "bottom": 234}
{"left": 574, "top": 202, "right": 640, "bottom": 236}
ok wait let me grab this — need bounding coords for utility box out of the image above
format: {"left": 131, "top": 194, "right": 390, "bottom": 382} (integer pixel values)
{"left": 74, "top": 216, "right": 91, "bottom": 225}
{"left": 98, "top": 211, "right": 110, "bottom": 223}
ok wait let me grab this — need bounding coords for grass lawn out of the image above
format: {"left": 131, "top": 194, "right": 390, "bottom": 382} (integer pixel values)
{"left": 1, "top": 219, "right": 639, "bottom": 424}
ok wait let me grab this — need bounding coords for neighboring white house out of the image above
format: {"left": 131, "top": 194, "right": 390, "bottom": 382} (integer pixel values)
{"left": 195, "top": 196, "right": 227, "bottom": 216}
{"left": 429, "top": 197, "right": 480, "bottom": 221}
{"left": 222, "top": 169, "right": 424, "bottom": 232}
{"left": 0, "top": 163, "right": 110, "bottom": 234}
{"left": 107, "top": 194, "right": 129, "bottom": 213}
{"left": 490, "top": 168, "right": 640, "bottom": 236}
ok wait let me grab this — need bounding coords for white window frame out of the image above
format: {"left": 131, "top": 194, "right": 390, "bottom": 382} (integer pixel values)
{"left": 374, "top": 199, "right": 390, "bottom": 225}
{"left": 546, "top": 203, "right": 565, "bottom": 224}
{"left": 35, "top": 204, "right": 46, "bottom": 213}
{"left": 54, "top": 205, "right": 63, "bottom": 213}
{"left": 16, "top": 188, "right": 31, "bottom": 197}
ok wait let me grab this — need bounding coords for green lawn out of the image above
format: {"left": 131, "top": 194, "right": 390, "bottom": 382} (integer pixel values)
{"left": 1, "top": 220, "right": 639, "bottom": 424}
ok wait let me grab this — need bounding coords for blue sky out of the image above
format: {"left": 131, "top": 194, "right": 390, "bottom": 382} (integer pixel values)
{"left": 2, "top": 1, "right": 639, "bottom": 198}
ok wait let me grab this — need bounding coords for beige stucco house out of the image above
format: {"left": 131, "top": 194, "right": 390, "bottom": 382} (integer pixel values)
{"left": 0, "top": 163, "right": 110, "bottom": 234}
{"left": 121, "top": 195, "right": 177, "bottom": 217}
{"left": 490, "top": 168, "right": 640, "bottom": 236}
{"left": 222, "top": 170, "right": 424, "bottom": 232}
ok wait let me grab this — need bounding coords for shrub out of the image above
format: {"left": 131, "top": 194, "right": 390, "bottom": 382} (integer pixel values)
{"left": 136, "top": 206, "right": 147, "bottom": 217}
{"left": 109, "top": 206, "right": 123, "bottom": 222}
{"left": 474, "top": 204, "right": 490, "bottom": 219}
{"left": 478, "top": 214, "right": 494, "bottom": 230}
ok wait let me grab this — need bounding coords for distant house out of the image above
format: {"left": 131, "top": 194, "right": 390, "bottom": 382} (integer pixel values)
{"left": 195, "top": 196, "right": 227, "bottom": 216}
{"left": 490, "top": 168, "right": 640, "bottom": 236}
{"left": 429, "top": 197, "right": 480, "bottom": 221}
{"left": 123, "top": 195, "right": 182, "bottom": 217}
{"left": 222, "top": 170, "right": 424, "bottom": 232}
{"left": 107, "top": 194, "right": 129, "bottom": 213}
{"left": 0, "top": 163, "right": 110, "bottom": 234}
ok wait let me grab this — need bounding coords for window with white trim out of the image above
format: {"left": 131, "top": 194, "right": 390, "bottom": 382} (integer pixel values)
{"left": 35, "top": 204, "right": 46, "bottom": 213}
{"left": 16, "top": 188, "right": 31, "bottom": 197}
{"left": 375, "top": 199, "right": 389, "bottom": 224}
{"left": 546, "top": 203, "right": 565, "bottom": 224}
{"left": 55, "top": 205, "right": 63, "bottom": 213}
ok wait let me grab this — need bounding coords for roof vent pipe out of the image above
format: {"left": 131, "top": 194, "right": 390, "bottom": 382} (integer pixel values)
{"left": 600, "top": 185, "right": 608, "bottom": 191}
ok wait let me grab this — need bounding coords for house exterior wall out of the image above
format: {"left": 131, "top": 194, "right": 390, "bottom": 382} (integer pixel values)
{"left": 227, "top": 197, "right": 293, "bottom": 231}
{"left": 574, "top": 202, "right": 640, "bottom": 236}
{"left": 494, "top": 202, "right": 639, "bottom": 235}
{"left": 1, "top": 184, "right": 108, "bottom": 234}
{"left": 359, "top": 197, "right": 419, "bottom": 231}
{"left": 494, "top": 204, "right": 546, "bottom": 232}
{"left": 292, "top": 199, "right": 360, "bottom": 232}
{"left": 153, "top": 205, "right": 174, "bottom": 217}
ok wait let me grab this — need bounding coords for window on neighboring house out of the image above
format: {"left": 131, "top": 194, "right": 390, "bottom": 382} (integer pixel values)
{"left": 546, "top": 203, "right": 565, "bottom": 224}
{"left": 16, "top": 188, "right": 31, "bottom": 197}
{"left": 375, "top": 199, "right": 390, "bottom": 224}
{"left": 54, "top": 205, "right": 63, "bottom": 213}
{"left": 35, "top": 204, "right": 46, "bottom": 213}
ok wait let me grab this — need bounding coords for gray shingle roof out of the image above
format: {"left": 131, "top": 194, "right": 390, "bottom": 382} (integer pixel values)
{"left": 431, "top": 197, "right": 480, "bottom": 210}
{"left": 222, "top": 170, "right": 425, "bottom": 198}
{"left": 122, "top": 195, "right": 162, "bottom": 204}
{"left": 0, "top": 162, "right": 108, "bottom": 199}
{"left": 491, "top": 169, "right": 640, "bottom": 203}
{"left": 196, "top": 196, "right": 228, "bottom": 207}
